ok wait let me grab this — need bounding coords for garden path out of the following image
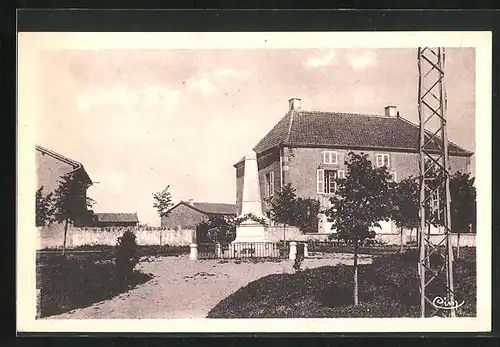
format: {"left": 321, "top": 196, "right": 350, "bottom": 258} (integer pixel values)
{"left": 47, "top": 253, "right": 372, "bottom": 319}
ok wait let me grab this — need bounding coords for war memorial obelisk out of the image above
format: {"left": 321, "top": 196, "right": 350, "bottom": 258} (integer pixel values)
{"left": 231, "top": 150, "right": 274, "bottom": 256}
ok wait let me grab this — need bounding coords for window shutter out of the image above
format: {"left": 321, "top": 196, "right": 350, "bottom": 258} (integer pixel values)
{"left": 270, "top": 171, "right": 275, "bottom": 196}
{"left": 338, "top": 170, "right": 345, "bottom": 179}
{"left": 317, "top": 169, "right": 324, "bottom": 194}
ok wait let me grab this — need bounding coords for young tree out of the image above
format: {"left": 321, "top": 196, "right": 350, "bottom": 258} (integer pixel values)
{"left": 153, "top": 185, "right": 173, "bottom": 217}
{"left": 52, "top": 172, "right": 95, "bottom": 255}
{"left": 35, "top": 186, "right": 53, "bottom": 227}
{"left": 398, "top": 164, "right": 476, "bottom": 259}
{"left": 391, "top": 176, "right": 420, "bottom": 252}
{"left": 450, "top": 171, "right": 476, "bottom": 258}
{"left": 267, "top": 183, "right": 298, "bottom": 243}
{"left": 326, "top": 152, "right": 394, "bottom": 306}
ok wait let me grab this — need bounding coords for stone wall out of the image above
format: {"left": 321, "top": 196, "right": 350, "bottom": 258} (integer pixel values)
{"left": 37, "top": 223, "right": 195, "bottom": 249}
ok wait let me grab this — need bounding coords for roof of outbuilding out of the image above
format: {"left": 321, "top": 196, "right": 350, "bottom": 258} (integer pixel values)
{"left": 95, "top": 213, "right": 139, "bottom": 223}
{"left": 234, "top": 110, "right": 473, "bottom": 166}
{"left": 166, "top": 201, "right": 237, "bottom": 216}
{"left": 190, "top": 202, "right": 237, "bottom": 215}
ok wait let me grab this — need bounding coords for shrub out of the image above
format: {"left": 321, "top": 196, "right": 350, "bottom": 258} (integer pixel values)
{"left": 115, "top": 230, "right": 139, "bottom": 282}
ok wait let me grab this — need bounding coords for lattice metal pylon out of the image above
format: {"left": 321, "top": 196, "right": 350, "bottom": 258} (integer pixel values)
{"left": 417, "top": 47, "right": 456, "bottom": 318}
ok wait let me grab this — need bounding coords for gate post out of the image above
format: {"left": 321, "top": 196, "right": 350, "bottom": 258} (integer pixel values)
{"left": 216, "top": 243, "right": 222, "bottom": 258}
{"left": 190, "top": 243, "right": 198, "bottom": 260}
{"left": 303, "top": 242, "right": 309, "bottom": 258}
{"left": 289, "top": 241, "right": 297, "bottom": 260}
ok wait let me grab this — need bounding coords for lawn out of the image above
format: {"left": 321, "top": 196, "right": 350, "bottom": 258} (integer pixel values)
{"left": 207, "top": 248, "right": 476, "bottom": 318}
{"left": 36, "top": 251, "right": 153, "bottom": 318}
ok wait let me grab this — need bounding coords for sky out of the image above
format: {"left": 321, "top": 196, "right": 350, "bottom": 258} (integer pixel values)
{"left": 23, "top": 35, "right": 476, "bottom": 226}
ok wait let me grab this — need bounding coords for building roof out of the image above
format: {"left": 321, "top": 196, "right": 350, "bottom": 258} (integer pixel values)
{"left": 234, "top": 110, "right": 473, "bottom": 166}
{"left": 95, "top": 213, "right": 139, "bottom": 223}
{"left": 36, "top": 144, "right": 93, "bottom": 184}
{"left": 167, "top": 201, "right": 237, "bottom": 216}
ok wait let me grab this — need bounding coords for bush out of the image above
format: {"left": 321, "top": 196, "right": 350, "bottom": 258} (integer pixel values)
{"left": 115, "top": 230, "right": 139, "bottom": 281}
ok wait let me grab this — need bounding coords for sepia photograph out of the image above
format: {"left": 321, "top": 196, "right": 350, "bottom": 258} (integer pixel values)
{"left": 17, "top": 31, "right": 491, "bottom": 333}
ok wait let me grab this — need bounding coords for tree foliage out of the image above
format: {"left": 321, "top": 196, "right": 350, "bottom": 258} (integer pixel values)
{"left": 268, "top": 183, "right": 298, "bottom": 227}
{"left": 391, "top": 166, "right": 476, "bottom": 234}
{"left": 152, "top": 185, "right": 173, "bottom": 217}
{"left": 267, "top": 183, "right": 321, "bottom": 234}
{"left": 450, "top": 171, "right": 476, "bottom": 233}
{"left": 36, "top": 186, "right": 53, "bottom": 227}
{"left": 197, "top": 215, "right": 236, "bottom": 244}
{"left": 52, "top": 171, "right": 95, "bottom": 254}
{"left": 391, "top": 176, "right": 420, "bottom": 230}
{"left": 326, "top": 152, "right": 394, "bottom": 242}
{"left": 294, "top": 197, "right": 321, "bottom": 234}
{"left": 52, "top": 172, "right": 95, "bottom": 226}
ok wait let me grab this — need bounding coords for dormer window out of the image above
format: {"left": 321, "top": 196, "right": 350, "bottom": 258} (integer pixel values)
{"left": 322, "top": 151, "right": 338, "bottom": 165}
{"left": 376, "top": 153, "right": 390, "bottom": 167}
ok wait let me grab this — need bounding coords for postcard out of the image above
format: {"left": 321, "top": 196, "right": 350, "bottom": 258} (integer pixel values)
{"left": 17, "top": 31, "right": 492, "bottom": 333}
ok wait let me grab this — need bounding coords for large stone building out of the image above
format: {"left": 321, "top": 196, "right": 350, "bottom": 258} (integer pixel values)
{"left": 233, "top": 98, "right": 473, "bottom": 233}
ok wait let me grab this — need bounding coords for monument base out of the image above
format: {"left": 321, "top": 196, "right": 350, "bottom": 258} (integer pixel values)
{"left": 230, "top": 222, "right": 277, "bottom": 258}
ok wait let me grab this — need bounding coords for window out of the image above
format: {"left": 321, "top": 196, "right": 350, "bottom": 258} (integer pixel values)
{"left": 430, "top": 190, "right": 441, "bottom": 221}
{"left": 317, "top": 169, "right": 342, "bottom": 194}
{"left": 322, "top": 151, "right": 339, "bottom": 165}
{"left": 388, "top": 172, "right": 397, "bottom": 182}
{"left": 265, "top": 171, "right": 274, "bottom": 197}
{"left": 376, "top": 153, "right": 390, "bottom": 167}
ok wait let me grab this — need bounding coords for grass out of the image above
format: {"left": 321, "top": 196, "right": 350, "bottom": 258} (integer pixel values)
{"left": 207, "top": 248, "right": 476, "bottom": 318}
{"left": 36, "top": 253, "right": 153, "bottom": 318}
{"left": 38, "top": 244, "right": 190, "bottom": 259}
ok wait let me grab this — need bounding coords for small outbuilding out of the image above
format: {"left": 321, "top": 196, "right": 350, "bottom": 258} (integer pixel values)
{"left": 161, "top": 200, "right": 237, "bottom": 230}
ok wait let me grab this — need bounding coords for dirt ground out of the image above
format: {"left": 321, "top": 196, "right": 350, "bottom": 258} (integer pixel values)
{"left": 47, "top": 253, "right": 372, "bottom": 319}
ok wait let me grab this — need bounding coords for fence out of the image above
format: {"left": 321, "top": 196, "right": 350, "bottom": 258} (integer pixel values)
{"left": 305, "top": 239, "right": 402, "bottom": 256}
{"left": 197, "top": 242, "right": 289, "bottom": 260}
{"left": 37, "top": 224, "right": 196, "bottom": 249}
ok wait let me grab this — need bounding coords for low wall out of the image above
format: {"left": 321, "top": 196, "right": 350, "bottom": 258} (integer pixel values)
{"left": 37, "top": 224, "right": 196, "bottom": 249}
{"left": 265, "top": 226, "right": 336, "bottom": 242}
{"left": 265, "top": 226, "right": 476, "bottom": 247}
{"left": 375, "top": 230, "right": 476, "bottom": 247}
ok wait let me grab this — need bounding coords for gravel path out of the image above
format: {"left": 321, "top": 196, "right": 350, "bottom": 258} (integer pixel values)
{"left": 47, "top": 253, "right": 371, "bottom": 319}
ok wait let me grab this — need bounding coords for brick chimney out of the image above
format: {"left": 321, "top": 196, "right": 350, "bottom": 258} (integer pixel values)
{"left": 384, "top": 105, "right": 397, "bottom": 118}
{"left": 289, "top": 98, "right": 302, "bottom": 111}
{"left": 188, "top": 199, "right": 194, "bottom": 206}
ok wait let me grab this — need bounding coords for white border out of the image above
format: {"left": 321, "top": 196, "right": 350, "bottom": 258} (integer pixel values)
{"left": 17, "top": 31, "right": 492, "bottom": 333}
